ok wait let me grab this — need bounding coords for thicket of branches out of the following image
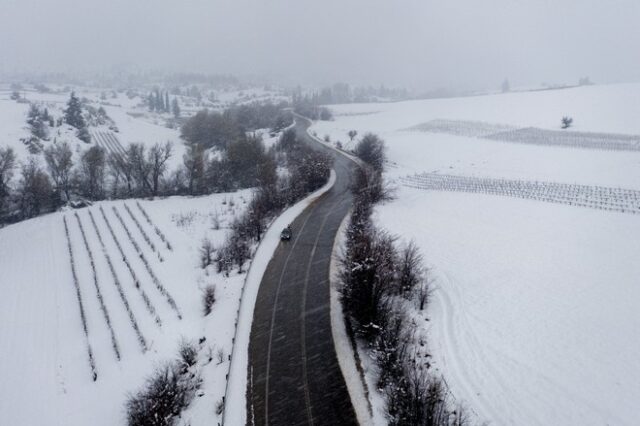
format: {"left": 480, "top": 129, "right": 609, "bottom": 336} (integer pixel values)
{"left": 180, "top": 102, "right": 292, "bottom": 150}
{"left": 340, "top": 134, "right": 468, "bottom": 425}
{"left": 292, "top": 92, "right": 333, "bottom": 121}
{"left": 126, "top": 340, "right": 202, "bottom": 426}
{"left": 214, "top": 128, "right": 333, "bottom": 276}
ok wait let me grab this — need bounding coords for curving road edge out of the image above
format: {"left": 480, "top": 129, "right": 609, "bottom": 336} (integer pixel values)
{"left": 224, "top": 168, "right": 337, "bottom": 425}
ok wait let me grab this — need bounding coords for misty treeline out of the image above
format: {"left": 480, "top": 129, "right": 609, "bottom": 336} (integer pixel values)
{"left": 147, "top": 88, "right": 180, "bottom": 118}
{"left": 0, "top": 102, "right": 297, "bottom": 226}
{"left": 205, "top": 128, "right": 332, "bottom": 276}
{"left": 293, "top": 82, "right": 410, "bottom": 107}
{"left": 340, "top": 134, "right": 468, "bottom": 425}
{"left": 180, "top": 101, "right": 292, "bottom": 150}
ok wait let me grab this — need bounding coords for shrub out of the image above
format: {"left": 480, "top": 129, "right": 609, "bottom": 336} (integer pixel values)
{"left": 355, "top": 133, "right": 386, "bottom": 172}
{"left": 200, "top": 238, "right": 215, "bottom": 269}
{"left": 126, "top": 362, "right": 200, "bottom": 426}
{"left": 202, "top": 285, "right": 216, "bottom": 316}
{"left": 178, "top": 339, "right": 198, "bottom": 369}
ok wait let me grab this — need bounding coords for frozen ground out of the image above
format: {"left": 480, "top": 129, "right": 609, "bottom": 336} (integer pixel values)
{"left": 0, "top": 191, "right": 252, "bottom": 425}
{"left": 311, "top": 83, "right": 640, "bottom": 425}
{"left": 0, "top": 83, "right": 287, "bottom": 170}
{"left": 312, "top": 83, "right": 640, "bottom": 188}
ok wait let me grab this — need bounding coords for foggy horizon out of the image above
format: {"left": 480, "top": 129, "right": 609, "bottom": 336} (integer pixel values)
{"left": 1, "top": 0, "right": 639, "bottom": 91}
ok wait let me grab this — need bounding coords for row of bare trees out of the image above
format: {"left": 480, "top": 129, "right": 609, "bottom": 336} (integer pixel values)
{"left": 340, "top": 135, "right": 468, "bottom": 425}
{"left": 210, "top": 128, "right": 333, "bottom": 276}
{"left": 0, "top": 140, "right": 172, "bottom": 224}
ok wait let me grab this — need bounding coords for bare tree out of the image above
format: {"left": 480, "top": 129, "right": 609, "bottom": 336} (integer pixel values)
{"left": 125, "top": 143, "right": 151, "bottom": 195}
{"left": 107, "top": 152, "right": 123, "bottom": 198}
{"left": 183, "top": 143, "right": 206, "bottom": 195}
{"left": 18, "top": 156, "right": 53, "bottom": 218}
{"left": 355, "top": 133, "right": 386, "bottom": 172}
{"left": 417, "top": 269, "right": 433, "bottom": 311}
{"left": 44, "top": 142, "right": 73, "bottom": 202}
{"left": 348, "top": 129, "right": 358, "bottom": 142}
{"left": 397, "top": 241, "right": 423, "bottom": 296}
{"left": 200, "top": 238, "right": 215, "bottom": 269}
{"left": 78, "top": 146, "right": 106, "bottom": 200}
{"left": 148, "top": 142, "right": 173, "bottom": 196}
{"left": 0, "top": 147, "right": 17, "bottom": 214}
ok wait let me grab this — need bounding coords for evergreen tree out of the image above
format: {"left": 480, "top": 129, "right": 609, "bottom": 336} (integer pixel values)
{"left": 77, "top": 126, "right": 92, "bottom": 143}
{"left": 164, "top": 92, "right": 170, "bottom": 113}
{"left": 148, "top": 93, "right": 155, "bottom": 112}
{"left": 171, "top": 98, "right": 181, "bottom": 118}
{"left": 155, "top": 89, "right": 164, "bottom": 112}
{"left": 64, "top": 91, "right": 85, "bottom": 129}
{"left": 27, "top": 104, "right": 49, "bottom": 140}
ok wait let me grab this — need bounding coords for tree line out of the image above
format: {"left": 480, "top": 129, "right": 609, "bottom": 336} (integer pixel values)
{"left": 147, "top": 89, "right": 180, "bottom": 118}
{"left": 180, "top": 101, "right": 292, "bottom": 150}
{"left": 0, "top": 102, "right": 312, "bottom": 229}
{"left": 207, "top": 128, "right": 333, "bottom": 276}
{"left": 340, "top": 134, "right": 469, "bottom": 425}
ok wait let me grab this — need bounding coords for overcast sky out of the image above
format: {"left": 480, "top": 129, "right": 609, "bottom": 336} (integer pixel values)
{"left": 1, "top": 0, "right": 639, "bottom": 91}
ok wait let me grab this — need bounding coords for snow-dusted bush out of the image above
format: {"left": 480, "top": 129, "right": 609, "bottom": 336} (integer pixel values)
{"left": 355, "top": 132, "right": 386, "bottom": 173}
{"left": 199, "top": 238, "right": 215, "bottom": 269}
{"left": 339, "top": 163, "right": 467, "bottom": 425}
{"left": 178, "top": 339, "right": 198, "bottom": 369}
{"left": 202, "top": 285, "right": 216, "bottom": 316}
{"left": 126, "top": 362, "right": 200, "bottom": 426}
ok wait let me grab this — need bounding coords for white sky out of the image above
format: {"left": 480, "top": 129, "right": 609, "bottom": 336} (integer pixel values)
{"left": 1, "top": 0, "right": 639, "bottom": 90}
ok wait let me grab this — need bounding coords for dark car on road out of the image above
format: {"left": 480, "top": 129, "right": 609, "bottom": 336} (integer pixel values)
{"left": 280, "top": 226, "right": 292, "bottom": 241}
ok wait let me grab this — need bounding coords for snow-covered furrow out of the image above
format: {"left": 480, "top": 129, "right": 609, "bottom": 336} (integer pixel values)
{"left": 123, "top": 203, "right": 160, "bottom": 256}
{"left": 98, "top": 206, "right": 163, "bottom": 326}
{"left": 136, "top": 201, "right": 173, "bottom": 251}
{"left": 73, "top": 213, "right": 121, "bottom": 360}
{"left": 62, "top": 217, "right": 98, "bottom": 381}
{"left": 401, "top": 173, "right": 640, "bottom": 214}
{"left": 105, "top": 132, "right": 125, "bottom": 156}
{"left": 111, "top": 205, "right": 182, "bottom": 319}
{"left": 87, "top": 210, "right": 147, "bottom": 352}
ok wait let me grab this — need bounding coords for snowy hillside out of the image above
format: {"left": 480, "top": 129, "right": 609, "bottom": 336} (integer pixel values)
{"left": 0, "top": 192, "right": 252, "bottom": 425}
{"left": 312, "top": 83, "right": 640, "bottom": 425}
{"left": 0, "top": 83, "right": 288, "bottom": 170}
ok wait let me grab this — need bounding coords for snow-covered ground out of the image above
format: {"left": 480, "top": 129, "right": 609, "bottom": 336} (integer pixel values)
{"left": 312, "top": 83, "right": 640, "bottom": 425}
{"left": 0, "top": 83, "right": 288, "bottom": 171}
{"left": 0, "top": 191, "right": 252, "bottom": 425}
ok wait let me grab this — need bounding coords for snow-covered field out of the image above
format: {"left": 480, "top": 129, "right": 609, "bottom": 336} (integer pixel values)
{"left": 0, "top": 83, "right": 287, "bottom": 170}
{"left": 312, "top": 83, "right": 640, "bottom": 425}
{"left": 0, "top": 191, "right": 252, "bottom": 425}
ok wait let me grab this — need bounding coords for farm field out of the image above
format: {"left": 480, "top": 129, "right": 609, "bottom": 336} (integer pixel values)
{"left": 312, "top": 83, "right": 640, "bottom": 425}
{"left": 0, "top": 191, "right": 252, "bottom": 425}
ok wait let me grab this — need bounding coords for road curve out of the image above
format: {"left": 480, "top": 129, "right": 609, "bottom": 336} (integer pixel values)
{"left": 247, "top": 117, "right": 359, "bottom": 425}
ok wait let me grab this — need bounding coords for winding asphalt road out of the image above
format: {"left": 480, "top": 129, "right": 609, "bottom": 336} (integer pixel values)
{"left": 247, "top": 117, "right": 359, "bottom": 425}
